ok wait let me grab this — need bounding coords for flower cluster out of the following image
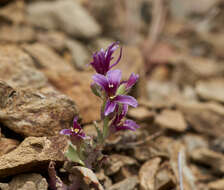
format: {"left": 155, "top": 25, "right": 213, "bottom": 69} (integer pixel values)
{"left": 91, "top": 42, "right": 139, "bottom": 133}
{"left": 60, "top": 42, "right": 139, "bottom": 168}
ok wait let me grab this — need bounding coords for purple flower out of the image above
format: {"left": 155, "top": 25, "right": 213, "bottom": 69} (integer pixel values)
{"left": 111, "top": 105, "right": 139, "bottom": 131}
{"left": 92, "top": 69, "right": 138, "bottom": 116}
{"left": 90, "top": 42, "right": 122, "bottom": 75}
{"left": 60, "top": 117, "right": 88, "bottom": 140}
{"left": 125, "top": 73, "right": 139, "bottom": 91}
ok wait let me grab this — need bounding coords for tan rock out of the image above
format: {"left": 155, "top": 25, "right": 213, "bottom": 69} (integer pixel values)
{"left": 96, "top": 169, "right": 112, "bottom": 189}
{"left": 37, "top": 31, "right": 67, "bottom": 52}
{"left": 0, "top": 183, "right": 9, "bottom": 190}
{"left": 128, "top": 106, "right": 154, "bottom": 121}
{"left": 147, "top": 80, "right": 181, "bottom": 103}
{"left": 191, "top": 148, "right": 224, "bottom": 173}
{"left": 0, "top": 45, "right": 48, "bottom": 91}
{"left": 173, "top": 54, "right": 224, "bottom": 86}
{"left": 9, "top": 173, "right": 48, "bottom": 190}
{"left": 0, "top": 81, "right": 76, "bottom": 137}
{"left": 183, "top": 134, "right": 208, "bottom": 153}
{"left": 208, "top": 179, "right": 224, "bottom": 190}
{"left": 0, "top": 25, "right": 35, "bottom": 43}
{"left": 0, "top": 136, "right": 67, "bottom": 178}
{"left": 139, "top": 157, "right": 161, "bottom": 190}
{"left": 68, "top": 166, "right": 104, "bottom": 190}
{"left": 155, "top": 162, "right": 176, "bottom": 190}
{"left": 155, "top": 109, "right": 187, "bottom": 132}
{"left": 108, "top": 176, "right": 139, "bottom": 190}
{"left": 0, "top": 137, "right": 19, "bottom": 156}
{"left": 168, "top": 142, "right": 196, "bottom": 190}
{"left": 22, "top": 43, "right": 100, "bottom": 123}
{"left": 196, "top": 78, "right": 224, "bottom": 103}
{"left": 177, "top": 101, "right": 224, "bottom": 137}
{"left": 105, "top": 154, "right": 137, "bottom": 176}
{"left": 0, "top": 1, "right": 25, "bottom": 24}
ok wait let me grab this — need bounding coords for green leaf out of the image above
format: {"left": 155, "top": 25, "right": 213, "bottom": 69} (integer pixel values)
{"left": 91, "top": 83, "right": 102, "bottom": 98}
{"left": 116, "top": 84, "right": 126, "bottom": 95}
{"left": 65, "top": 143, "right": 85, "bottom": 166}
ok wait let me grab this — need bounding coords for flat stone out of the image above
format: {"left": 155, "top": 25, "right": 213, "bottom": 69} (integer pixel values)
{"left": 105, "top": 154, "right": 137, "bottom": 176}
{"left": 108, "top": 176, "right": 139, "bottom": 190}
{"left": 139, "top": 157, "right": 161, "bottom": 190}
{"left": 0, "top": 136, "right": 67, "bottom": 178}
{"left": 37, "top": 31, "right": 67, "bottom": 52}
{"left": 208, "top": 179, "right": 224, "bottom": 190}
{"left": 147, "top": 80, "right": 181, "bottom": 103}
{"left": 155, "top": 109, "right": 187, "bottom": 132}
{"left": 191, "top": 148, "right": 224, "bottom": 173}
{"left": 27, "top": 0, "right": 101, "bottom": 38}
{"left": 0, "top": 81, "right": 76, "bottom": 137}
{"left": 0, "top": 45, "right": 48, "bottom": 91}
{"left": 0, "top": 25, "right": 35, "bottom": 43}
{"left": 177, "top": 101, "right": 224, "bottom": 137}
{"left": 173, "top": 54, "right": 224, "bottom": 86}
{"left": 0, "top": 183, "right": 9, "bottom": 190}
{"left": 196, "top": 78, "right": 224, "bottom": 103}
{"left": 68, "top": 166, "right": 104, "bottom": 190}
{"left": 0, "top": 1, "right": 25, "bottom": 24}
{"left": 0, "top": 137, "right": 19, "bottom": 156}
{"left": 128, "top": 106, "right": 154, "bottom": 121}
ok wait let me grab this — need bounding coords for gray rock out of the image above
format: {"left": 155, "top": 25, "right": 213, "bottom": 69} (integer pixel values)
{"left": 27, "top": 0, "right": 101, "bottom": 38}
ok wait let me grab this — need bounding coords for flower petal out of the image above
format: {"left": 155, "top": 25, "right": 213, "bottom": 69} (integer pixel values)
{"left": 107, "top": 69, "right": 122, "bottom": 86}
{"left": 116, "top": 120, "right": 139, "bottom": 131}
{"left": 124, "top": 119, "right": 140, "bottom": 129}
{"left": 92, "top": 74, "right": 108, "bottom": 91}
{"left": 114, "top": 95, "right": 138, "bottom": 107}
{"left": 121, "top": 104, "right": 128, "bottom": 117}
{"left": 78, "top": 132, "right": 90, "bottom": 140}
{"left": 104, "top": 100, "right": 117, "bottom": 116}
{"left": 126, "top": 73, "right": 139, "bottom": 90}
{"left": 60, "top": 129, "right": 72, "bottom": 135}
{"left": 110, "top": 46, "right": 122, "bottom": 69}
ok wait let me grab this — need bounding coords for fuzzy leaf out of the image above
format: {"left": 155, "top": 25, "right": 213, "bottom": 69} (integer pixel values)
{"left": 65, "top": 143, "right": 85, "bottom": 166}
{"left": 116, "top": 84, "right": 126, "bottom": 95}
{"left": 91, "top": 83, "right": 102, "bottom": 98}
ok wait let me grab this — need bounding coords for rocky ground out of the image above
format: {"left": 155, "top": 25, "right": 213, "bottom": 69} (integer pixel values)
{"left": 0, "top": 0, "right": 224, "bottom": 189}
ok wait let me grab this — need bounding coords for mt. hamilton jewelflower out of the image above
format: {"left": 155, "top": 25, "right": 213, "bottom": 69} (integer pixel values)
{"left": 124, "top": 73, "right": 139, "bottom": 91}
{"left": 111, "top": 105, "right": 139, "bottom": 131}
{"left": 90, "top": 42, "right": 122, "bottom": 75}
{"left": 60, "top": 117, "right": 88, "bottom": 140}
{"left": 92, "top": 69, "right": 138, "bottom": 116}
